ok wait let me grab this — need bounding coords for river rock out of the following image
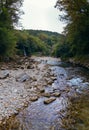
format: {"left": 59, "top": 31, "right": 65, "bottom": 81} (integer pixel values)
{"left": 32, "top": 76, "right": 37, "bottom": 81}
{"left": 30, "top": 96, "right": 38, "bottom": 101}
{"left": 16, "top": 73, "right": 30, "bottom": 82}
{"left": 27, "top": 65, "right": 31, "bottom": 69}
{"left": 51, "top": 76, "right": 57, "bottom": 80}
{"left": 0, "top": 70, "right": 9, "bottom": 79}
{"left": 52, "top": 92, "right": 61, "bottom": 97}
{"left": 27, "top": 65, "right": 34, "bottom": 69}
{"left": 20, "top": 66, "right": 24, "bottom": 69}
{"left": 45, "top": 78, "right": 53, "bottom": 85}
{"left": 44, "top": 97, "right": 56, "bottom": 104}
{"left": 43, "top": 92, "right": 51, "bottom": 97}
{"left": 38, "top": 88, "right": 45, "bottom": 93}
{"left": 47, "top": 80, "right": 53, "bottom": 85}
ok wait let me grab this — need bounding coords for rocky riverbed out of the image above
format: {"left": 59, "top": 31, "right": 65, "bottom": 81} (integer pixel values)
{"left": 0, "top": 56, "right": 89, "bottom": 130}
{"left": 0, "top": 57, "right": 61, "bottom": 124}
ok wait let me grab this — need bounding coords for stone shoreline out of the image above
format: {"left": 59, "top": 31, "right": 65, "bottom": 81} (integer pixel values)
{"left": 0, "top": 56, "right": 60, "bottom": 124}
{"left": 69, "top": 58, "right": 89, "bottom": 69}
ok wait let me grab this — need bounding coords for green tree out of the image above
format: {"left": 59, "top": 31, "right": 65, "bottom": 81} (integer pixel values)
{"left": 56, "top": 0, "right": 89, "bottom": 56}
{"left": 0, "top": 0, "right": 23, "bottom": 59}
{"left": 0, "top": 28, "right": 17, "bottom": 58}
{"left": 16, "top": 30, "right": 48, "bottom": 56}
{"left": 0, "top": 0, "right": 23, "bottom": 28}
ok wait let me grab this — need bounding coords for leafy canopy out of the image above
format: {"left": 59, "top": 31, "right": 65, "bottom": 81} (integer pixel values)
{"left": 56, "top": 0, "right": 89, "bottom": 56}
{"left": 0, "top": 0, "right": 23, "bottom": 58}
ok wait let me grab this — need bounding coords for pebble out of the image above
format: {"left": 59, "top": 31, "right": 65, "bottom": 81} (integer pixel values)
{"left": 16, "top": 73, "right": 30, "bottom": 82}
{"left": 0, "top": 70, "right": 9, "bottom": 79}
{"left": 52, "top": 92, "right": 61, "bottom": 97}
{"left": 39, "top": 88, "right": 45, "bottom": 93}
{"left": 44, "top": 97, "right": 56, "bottom": 104}
{"left": 0, "top": 56, "right": 61, "bottom": 124}
{"left": 30, "top": 96, "right": 38, "bottom": 102}
{"left": 43, "top": 92, "right": 51, "bottom": 97}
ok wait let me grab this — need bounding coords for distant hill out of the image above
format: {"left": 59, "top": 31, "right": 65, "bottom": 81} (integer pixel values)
{"left": 16, "top": 29, "right": 64, "bottom": 56}
{"left": 26, "top": 29, "right": 63, "bottom": 38}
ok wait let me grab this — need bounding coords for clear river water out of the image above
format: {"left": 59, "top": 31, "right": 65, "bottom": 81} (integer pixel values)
{"left": 0, "top": 58, "right": 89, "bottom": 130}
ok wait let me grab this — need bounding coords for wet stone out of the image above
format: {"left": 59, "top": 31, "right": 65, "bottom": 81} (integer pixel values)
{"left": 43, "top": 92, "right": 51, "bottom": 97}
{"left": 44, "top": 97, "right": 56, "bottom": 104}
{"left": 0, "top": 56, "right": 88, "bottom": 130}
{"left": 27, "top": 65, "right": 31, "bottom": 69}
{"left": 39, "top": 88, "right": 45, "bottom": 93}
{"left": 20, "top": 66, "right": 24, "bottom": 69}
{"left": 51, "top": 76, "right": 57, "bottom": 80}
{"left": 0, "top": 70, "right": 9, "bottom": 79}
{"left": 32, "top": 76, "right": 37, "bottom": 81}
{"left": 47, "top": 80, "right": 53, "bottom": 85}
{"left": 16, "top": 73, "right": 30, "bottom": 82}
{"left": 30, "top": 96, "right": 38, "bottom": 102}
{"left": 52, "top": 92, "right": 61, "bottom": 97}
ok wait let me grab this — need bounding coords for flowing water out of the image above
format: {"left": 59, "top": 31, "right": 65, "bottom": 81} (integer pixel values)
{"left": 0, "top": 58, "right": 89, "bottom": 130}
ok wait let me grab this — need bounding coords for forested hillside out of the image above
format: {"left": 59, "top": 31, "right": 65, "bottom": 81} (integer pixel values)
{"left": 0, "top": 0, "right": 89, "bottom": 63}
{"left": 0, "top": 0, "right": 63, "bottom": 60}
{"left": 16, "top": 29, "right": 64, "bottom": 57}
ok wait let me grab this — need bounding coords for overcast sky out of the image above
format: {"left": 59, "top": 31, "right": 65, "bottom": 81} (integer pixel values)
{"left": 20, "top": 0, "right": 65, "bottom": 33}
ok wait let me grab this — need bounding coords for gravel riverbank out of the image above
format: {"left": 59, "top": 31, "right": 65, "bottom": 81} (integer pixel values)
{"left": 0, "top": 56, "right": 89, "bottom": 130}
{"left": 0, "top": 56, "right": 60, "bottom": 124}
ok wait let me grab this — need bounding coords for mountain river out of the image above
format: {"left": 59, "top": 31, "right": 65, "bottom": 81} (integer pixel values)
{"left": 0, "top": 57, "right": 89, "bottom": 130}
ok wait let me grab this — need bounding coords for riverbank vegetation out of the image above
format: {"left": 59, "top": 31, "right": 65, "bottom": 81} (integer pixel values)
{"left": 0, "top": 0, "right": 63, "bottom": 60}
{"left": 15, "top": 29, "right": 63, "bottom": 57}
{"left": 0, "top": 0, "right": 23, "bottom": 60}
{"left": 0, "top": 0, "right": 89, "bottom": 65}
{"left": 55, "top": 0, "right": 89, "bottom": 60}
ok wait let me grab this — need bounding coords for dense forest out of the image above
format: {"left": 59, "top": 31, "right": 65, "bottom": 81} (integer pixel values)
{"left": 55, "top": 0, "right": 89, "bottom": 59}
{"left": 0, "top": 0, "right": 89, "bottom": 61}
{"left": 0, "top": 0, "right": 23, "bottom": 60}
{"left": 15, "top": 29, "right": 64, "bottom": 57}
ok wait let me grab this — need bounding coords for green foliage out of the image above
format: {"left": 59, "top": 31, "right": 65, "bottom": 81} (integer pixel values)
{"left": 0, "top": 0, "right": 23, "bottom": 28}
{"left": 52, "top": 37, "right": 72, "bottom": 58}
{"left": 16, "top": 30, "right": 49, "bottom": 56}
{"left": 0, "top": 0, "right": 23, "bottom": 59}
{"left": 56, "top": 0, "right": 89, "bottom": 57}
{"left": 16, "top": 30, "right": 63, "bottom": 56}
{"left": 26, "top": 30, "right": 63, "bottom": 56}
{"left": 26, "top": 35, "right": 47, "bottom": 55}
{"left": 0, "top": 28, "right": 16, "bottom": 57}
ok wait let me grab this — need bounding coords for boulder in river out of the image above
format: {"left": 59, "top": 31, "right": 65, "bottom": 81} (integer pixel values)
{"left": 44, "top": 97, "right": 56, "bottom": 104}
